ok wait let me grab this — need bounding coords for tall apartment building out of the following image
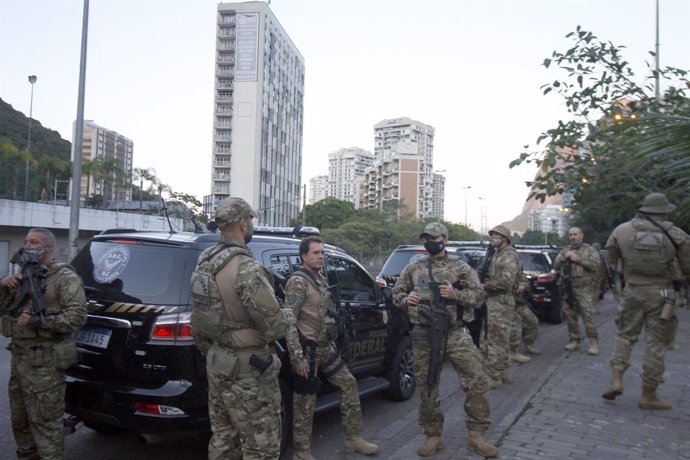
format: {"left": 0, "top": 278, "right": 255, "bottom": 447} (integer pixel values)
{"left": 327, "top": 147, "right": 374, "bottom": 206}
{"left": 73, "top": 120, "right": 133, "bottom": 202}
{"left": 431, "top": 173, "right": 445, "bottom": 220}
{"left": 309, "top": 175, "right": 328, "bottom": 204}
{"left": 207, "top": 1, "right": 305, "bottom": 226}
{"left": 359, "top": 153, "right": 424, "bottom": 218}
{"left": 373, "top": 118, "right": 436, "bottom": 217}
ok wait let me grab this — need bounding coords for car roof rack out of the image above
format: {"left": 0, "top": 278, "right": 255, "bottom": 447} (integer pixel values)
{"left": 447, "top": 240, "right": 490, "bottom": 247}
{"left": 513, "top": 244, "right": 561, "bottom": 250}
{"left": 253, "top": 225, "right": 320, "bottom": 238}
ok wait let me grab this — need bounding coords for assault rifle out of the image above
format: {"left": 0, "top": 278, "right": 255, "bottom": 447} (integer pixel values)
{"left": 326, "top": 283, "right": 356, "bottom": 363}
{"left": 468, "top": 244, "right": 495, "bottom": 347}
{"left": 8, "top": 248, "right": 48, "bottom": 328}
{"left": 561, "top": 258, "right": 575, "bottom": 307}
{"left": 419, "top": 276, "right": 451, "bottom": 395}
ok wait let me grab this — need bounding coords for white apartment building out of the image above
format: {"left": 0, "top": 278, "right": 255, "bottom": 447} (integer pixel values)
{"left": 208, "top": 1, "right": 305, "bottom": 226}
{"left": 359, "top": 153, "right": 424, "bottom": 218}
{"left": 327, "top": 147, "right": 374, "bottom": 206}
{"left": 528, "top": 204, "right": 569, "bottom": 237}
{"left": 73, "top": 120, "right": 133, "bottom": 202}
{"left": 373, "top": 118, "right": 436, "bottom": 217}
{"left": 431, "top": 173, "right": 445, "bottom": 220}
{"left": 309, "top": 175, "right": 328, "bottom": 204}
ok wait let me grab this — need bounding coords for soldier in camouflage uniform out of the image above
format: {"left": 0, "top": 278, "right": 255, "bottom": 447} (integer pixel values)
{"left": 284, "top": 236, "right": 378, "bottom": 460}
{"left": 190, "top": 197, "right": 288, "bottom": 459}
{"left": 510, "top": 273, "right": 540, "bottom": 363}
{"left": 554, "top": 227, "right": 601, "bottom": 355}
{"left": 393, "top": 222, "right": 497, "bottom": 458}
{"left": 480, "top": 225, "right": 522, "bottom": 389}
{"left": 602, "top": 193, "right": 690, "bottom": 409}
{"left": 1, "top": 228, "right": 87, "bottom": 460}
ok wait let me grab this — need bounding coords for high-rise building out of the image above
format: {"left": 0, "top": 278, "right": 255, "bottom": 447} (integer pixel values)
{"left": 73, "top": 120, "right": 133, "bottom": 202}
{"left": 373, "top": 118, "right": 436, "bottom": 217}
{"left": 431, "top": 173, "right": 445, "bottom": 220}
{"left": 327, "top": 147, "right": 374, "bottom": 206}
{"left": 208, "top": 1, "right": 305, "bottom": 225}
{"left": 309, "top": 175, "right": 328, "bottom": 204}
{"left": 359, "top": 153, "right": 424, "bottom": 218}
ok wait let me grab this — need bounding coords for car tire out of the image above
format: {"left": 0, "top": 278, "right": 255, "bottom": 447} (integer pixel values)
{"left": 546, "top": 300, "right": 564, "bottom": 324}
{"left": 384, "top": 336, "right": 416, "bottom": 401}
{"left": 83, "top": 421, "right": 125, "bottom": 435}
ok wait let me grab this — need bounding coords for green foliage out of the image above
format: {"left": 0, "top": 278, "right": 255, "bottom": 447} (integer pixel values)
{"left": 516, "top": 230, "right": 566, "bottom": 246}
{"left": 511, "top": 26, "right": 690, "bottom": 234}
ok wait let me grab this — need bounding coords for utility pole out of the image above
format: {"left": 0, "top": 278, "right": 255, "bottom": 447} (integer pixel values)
{"left": 24, "top": 75, "right": 37, "bottom": 201}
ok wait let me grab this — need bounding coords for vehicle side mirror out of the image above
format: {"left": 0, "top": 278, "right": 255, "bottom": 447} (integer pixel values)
{"left": 381, "top": 286, "right": 394, "bottom": 307}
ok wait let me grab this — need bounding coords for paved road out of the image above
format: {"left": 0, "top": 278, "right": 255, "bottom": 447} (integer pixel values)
{"left": 1, "top": 294, "right": 688, "bottom": 459}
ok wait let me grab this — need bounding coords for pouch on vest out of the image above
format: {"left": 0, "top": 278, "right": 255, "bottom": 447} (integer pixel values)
{"left": 627, "top": 230, "right": 670, "bottom": 277}
{"left": 207, "top": 346, "right": 239, "bottom": 378}
{"left": 53, "top": 338, "right": 78, "bottom": 370}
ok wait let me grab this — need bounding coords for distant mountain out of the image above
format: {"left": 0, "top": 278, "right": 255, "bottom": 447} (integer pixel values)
{"left": 0, "top": 97, "right": 71, "bottom": 161}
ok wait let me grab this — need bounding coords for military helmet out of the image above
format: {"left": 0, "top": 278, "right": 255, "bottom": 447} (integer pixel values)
{"left": 214, "top": 197, "right": 260, "bottom": 228}
{"left": 639, "top": 192, "right": 676, "bottom": 214}
{"left": 489, "top": 225, "right": 511, "bottom": 242}
{"left": 419, "top": 222, "right": 448, "bottom": 239}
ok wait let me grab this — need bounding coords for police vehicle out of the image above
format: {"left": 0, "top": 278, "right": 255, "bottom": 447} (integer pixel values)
{"left": 64, "top": 226, "right": 415, "bottom": 446}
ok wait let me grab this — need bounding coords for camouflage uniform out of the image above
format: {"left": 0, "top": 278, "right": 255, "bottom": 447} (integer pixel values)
{"left": 510, "top": 276, "right": 539, "bottom": 354}
{"left": 284, "top": 270, "right": 363, "bottom": 454}
{"left": 554, "top": 243, "right": 600, "bottom": 345}
{"left": 606, "top": 213, "right": 690, "bottom": 388}
{"left": 1, "top": 260, "right": 87, "bottom": 460}
{"left": 393, "top": 251, "right": 490, "bottom": 437}
{"left": 190, "top": 197, "right": 288, "bottom": 460}
{"left": 481, "top": 245, "right": 522, "bottom": 382}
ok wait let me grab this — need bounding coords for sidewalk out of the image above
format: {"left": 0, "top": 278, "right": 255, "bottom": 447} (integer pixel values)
{"left": 374, "top": 294, "right": 690, "bottom": 459}
{"left": 495, "top": 298, "right": 690, "bottom": 460}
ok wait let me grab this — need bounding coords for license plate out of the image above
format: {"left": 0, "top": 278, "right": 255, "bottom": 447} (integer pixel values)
{"left": 73, "top": 327, "right": 112, "bottom": 349}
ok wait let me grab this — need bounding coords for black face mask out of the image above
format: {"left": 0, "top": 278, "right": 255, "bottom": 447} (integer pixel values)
{"left": 424, "top": 241, "right": 445, "bottom": 255}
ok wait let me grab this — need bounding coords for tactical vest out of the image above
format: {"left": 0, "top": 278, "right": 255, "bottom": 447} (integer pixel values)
{"left": 190, "top": 245, "right": 255, "bottom": 347}
{"left": 290, "top": 270, "right": 335, "bottom": 344}
{"left": 2, "top": 262, "right": 80, "bottom": 341}
{"left": 618, "top": 219, "right": 676, "bottom": 278}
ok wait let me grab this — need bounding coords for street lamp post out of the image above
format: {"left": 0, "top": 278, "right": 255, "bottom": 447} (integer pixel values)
{"left": 24, "top": 75, "right": 37, "bottom": 201}
{"left": 462, "top": 186, "right": 471, "bottom": 226}
{"left": 478, "top": 197, "right": 487, "bottom": 235}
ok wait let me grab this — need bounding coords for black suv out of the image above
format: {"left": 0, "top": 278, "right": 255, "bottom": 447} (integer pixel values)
{"left": 514, "top": 245, "right": 563, "bottom": 324}
{"left": 65, "top": 228, "right": 415, "bottom": 441}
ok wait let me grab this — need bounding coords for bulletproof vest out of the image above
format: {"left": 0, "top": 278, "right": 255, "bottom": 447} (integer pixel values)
{"left": 289, "top": 270, "right": 335, "bottom": 344}
{"left": 190, "top": 244, "right": 255, "bottom": 347}
{"left": 3, "top": 262, "right": 80, "bottom": 341}
{"left": 618, "top": 219, "right": 676, "bottom": 278}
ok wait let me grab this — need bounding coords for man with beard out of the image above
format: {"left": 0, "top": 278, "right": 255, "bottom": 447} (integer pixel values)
{"left": 190, "top": 197, "right": 288, "bottom": 459}
{"left": 554, "top": 227, "right": 601, "bottom": 355}
{"left": 393, "top": 222, "right": 497, "bottom": 458}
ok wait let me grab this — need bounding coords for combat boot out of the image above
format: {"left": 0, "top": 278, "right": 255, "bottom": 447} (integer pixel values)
{"left": 525, "top": 344, "right": 541, "bottom": 355}
{"left": 467, "top": 431, "right": 498, "bottom": 458}
{"left": 602, "top": 365, "right": 625, "bottom": 400}
{"left": 587, "top": 338, "right": 599, "bottom": 356}
{"left": 487, "top": 376, "right": 502, "bottom": 390}
{"left": 345, "top": 436, "right": 379, "bottom": 455}
{"left": 293, "top": 449, "right": 316, "bottom": 460}
{"left": 511, "top": 352, "right": 531, "bottom": 364}
{"left": 500, "top": 370, "right": 512, "bottom": 384}
{"left": 417, "top": 436, "right": 444, "bottom": 457}
{"left": 639, "top": 384, "right": 672, "bottom": 410}
{"left": 564, "top": 339, "right": 580, "bottom": 351}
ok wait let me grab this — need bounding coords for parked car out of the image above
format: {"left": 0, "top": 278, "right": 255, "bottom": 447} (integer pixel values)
{"left": 514, "top": 245, "right": 563, "bottom": 324}
{"left": 65, "top": 227, "right": 415, "bottom": 446}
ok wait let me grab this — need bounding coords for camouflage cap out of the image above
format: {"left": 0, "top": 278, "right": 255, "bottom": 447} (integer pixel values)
{"left": 639, "top": 192, "right": 676, "bottom": 214}
{"left": 489, "top": 225, "right": 511, "bottom": 242}
{"left": 419, "top": 222, "right": 448, "bottom": 239}
{"left": 214, "top": 197, "right": 260, "bottom": 227}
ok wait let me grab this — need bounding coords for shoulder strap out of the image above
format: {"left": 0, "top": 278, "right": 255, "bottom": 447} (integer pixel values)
{"left": 643, "top": 215, "right": 679, "bottom": 251}
{"left": 292, "top": 268, "right": 321, "bottom": 289}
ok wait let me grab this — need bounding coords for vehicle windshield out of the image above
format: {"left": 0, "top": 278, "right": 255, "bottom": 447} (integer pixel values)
{"left": 71, "top": 241, "right": 194, "bottom": 305}
{"left": 379, "top": 249, "right": 427, "bottom": 276}
{"left": 519, "top": 252, "right": 551, "bottom": 272}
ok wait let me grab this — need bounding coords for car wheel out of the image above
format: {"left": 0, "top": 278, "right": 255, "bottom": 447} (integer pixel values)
{"left": 384, "top": 336, "right": 416, "bottom": 401}
{"left": 546, "top": 300, "right": 564, "bottom": 324}
{"left": 83, "top": 421, "right": 125, "bottom": 435}
{"left": 279, "top": 378, "right": 293, "bottom": 454}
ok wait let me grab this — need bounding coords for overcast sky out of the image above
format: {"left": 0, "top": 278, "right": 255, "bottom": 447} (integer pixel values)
{"left": 1, "top": 0, "right": 688, "bottom": 231}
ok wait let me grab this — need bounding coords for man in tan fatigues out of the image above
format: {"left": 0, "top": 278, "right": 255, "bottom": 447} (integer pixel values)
{"left": 284, "top": 236, "right": 378, "bottom": 460}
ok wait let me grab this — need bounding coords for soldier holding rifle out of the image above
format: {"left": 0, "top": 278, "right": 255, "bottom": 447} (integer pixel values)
{"left": 393, "top": 222, "right": 497, "bottom": 458}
